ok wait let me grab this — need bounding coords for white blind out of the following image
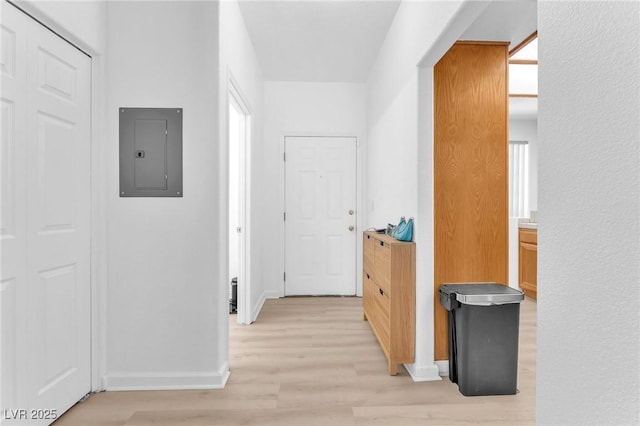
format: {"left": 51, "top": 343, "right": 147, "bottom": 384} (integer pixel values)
{"left": 509, "top": 141, "right": 529, "bottom": 218}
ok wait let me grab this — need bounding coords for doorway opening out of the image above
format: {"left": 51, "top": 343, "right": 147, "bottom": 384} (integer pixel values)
{"left": 507, "top": 32, "right": 538, "bottom": 299}
{"left": 228, "top": 77, "right": 251, "bottom": 325}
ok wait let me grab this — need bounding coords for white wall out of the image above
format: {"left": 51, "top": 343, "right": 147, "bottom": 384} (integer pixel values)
{"left": 367, "top": 75, "right": 419, "bottom": 226}
{"left": 366, "top": 0, "right": 490, "bottom": 381}
{"left": 510, "top": 118, "right": 538, "bottom": 212}
{"left": 262, "top": 82, "right": 366, "bottom": 297}
{"left": 219, "top": 0, "right": 264, "bottom": 324}
{"left": 538, "top": 2, "right": 639, "bottom": 425}
{"left": 14, "top": 0, "right": 106, "bottom": 54}
{"left": 105, "top": 1, "right": 225, "bottom": 390}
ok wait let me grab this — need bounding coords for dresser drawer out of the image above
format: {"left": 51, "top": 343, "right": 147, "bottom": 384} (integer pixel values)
{"left": 363, "top": 271, "right": 376, "bottom": 319}
{"left": 373, "top": 240, "right": 391, "bottom": 294}
{"left": 364, "top": 233, "right": 375, "bottom": 274}
{"left": 373, "top": 288, "right": 390, "bottom": 351}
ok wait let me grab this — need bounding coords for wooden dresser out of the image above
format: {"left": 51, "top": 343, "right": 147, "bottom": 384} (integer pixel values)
{"left": 362, "top": 231, "right": 415, "bottom": 375}
{"left": 519, "top": 227, "right": 538, "bottom": 300}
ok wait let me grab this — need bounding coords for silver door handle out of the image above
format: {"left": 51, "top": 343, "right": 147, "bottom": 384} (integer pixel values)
{"left": 348, "top": 209, "right": 354, "bottom": 215}
{"left": 349, "top": 226, "right": 354, "bottom": 231}
{"left": 236, "top": 227, "right": 242, "bottom": 233}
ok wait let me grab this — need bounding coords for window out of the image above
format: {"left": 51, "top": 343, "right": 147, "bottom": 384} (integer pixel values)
{"left": 509, "top": 140, "right": 529, "bottom": 218}
{"left": 509, "top": 32, "right": 537, "bottom": 97}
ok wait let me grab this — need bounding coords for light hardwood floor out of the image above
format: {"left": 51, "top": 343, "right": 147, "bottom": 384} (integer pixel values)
{"left": 55, "top": 297, "right": 536, "bottom": 425}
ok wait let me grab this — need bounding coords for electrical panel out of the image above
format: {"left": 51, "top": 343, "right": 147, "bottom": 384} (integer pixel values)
{"left": 119, "top": 107, "right": 183, "bottom": 197}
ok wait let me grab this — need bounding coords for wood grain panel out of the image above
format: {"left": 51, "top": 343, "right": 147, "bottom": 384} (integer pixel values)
{"left": 363, "top": 233, "right": 374, "bottom": 274}
{"left": 373, "top": 290, "right": 391, "bottom": 354}
{"left": 390, "top": 242, "right": 415, "bottom": 366}
{"left": 363, "top": 271, "right": 376, "bottom": 320}
{"left": 373, "top": 242, "right": 391, "bottom": 294}
{"left": 519, "top": 227, "right": 537, "bottom": 244}
{"left": 519, "top": 228, "right": 537, "bottom": 300}
{"left": 434, "top": 42, "right": 509, "bottom": 360}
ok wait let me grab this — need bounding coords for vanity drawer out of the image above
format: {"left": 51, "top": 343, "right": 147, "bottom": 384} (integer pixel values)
{"left": 519, "top": 228, "right": 537, "bottom": 244}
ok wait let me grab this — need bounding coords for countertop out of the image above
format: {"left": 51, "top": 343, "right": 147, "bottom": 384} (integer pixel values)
{"left": 518, "top": 222, "right": 538, "bottom": 229}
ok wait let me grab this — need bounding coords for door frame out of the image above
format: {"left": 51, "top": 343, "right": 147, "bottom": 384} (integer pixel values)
{"left": 227, "top": 73, "right": 252, "bottom": 325}
{"left": 3, "top": 0, "right": 106, "bottom": 394}
{"left": 281, "top": 133, "right": 364, "bottom": 298}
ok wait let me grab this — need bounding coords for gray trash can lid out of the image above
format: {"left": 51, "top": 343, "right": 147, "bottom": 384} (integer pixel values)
{"left": 440, "top": 283, "right": 524, "bottom": 306}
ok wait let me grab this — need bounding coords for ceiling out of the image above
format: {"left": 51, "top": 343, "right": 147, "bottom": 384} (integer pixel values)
{"left": 237, "top": 0, "right": 538, "bottom": 118}
{"left": 460, "top": 0, "right": 537, "bottom": 49}
{"left": 237, "top": 0, "right": 401, "bottom": 82}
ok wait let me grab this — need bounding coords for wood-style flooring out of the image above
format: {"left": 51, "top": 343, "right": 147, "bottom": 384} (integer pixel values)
{"left": 54, "top": 296, "right": 536, "bottom": 425}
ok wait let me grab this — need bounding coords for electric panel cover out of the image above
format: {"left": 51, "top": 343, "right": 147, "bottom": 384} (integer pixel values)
{"left": 119, "top": 107, "right": 183, "bottom": 197}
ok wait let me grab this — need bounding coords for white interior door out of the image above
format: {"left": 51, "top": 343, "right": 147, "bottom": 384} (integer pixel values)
{"left": 228, "top": 80, "right": 251, "bottom": 324}
{"left": 1, "top": 3, "right": 91, "bottom": 423}
{"left": 285, "top": 136, "right": 357, "bottom": 296}
{"left": 228, "top": 96, "right": 245, "bottom": 321}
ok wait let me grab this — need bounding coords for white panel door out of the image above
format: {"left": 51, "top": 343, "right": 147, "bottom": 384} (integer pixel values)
{"left": 285, "top": 136, "right": 357, "bottom": 296}
{"left": 1, "top": 3, "right": 91, "bottom": 424}
{"left": 1, "top": 3, "right": 28, "bottom": 416}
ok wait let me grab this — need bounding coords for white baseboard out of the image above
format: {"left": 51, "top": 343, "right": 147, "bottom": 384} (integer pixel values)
{"left": 104, "top": 365, "right": 230, "bottom": 391}
{"left": 404, "top": 362, "right": 443, "bottom": 382}
{"left": 251, "top": 292, "right": 266, "bottom": 323}
{"left": 435, "top": 360, "right": 449, "bottom": 377}
{"left": 263, "top": 290, "right": 281, "bottom": 299}
{"left": 250, "top": 290, "right": 280, "bottom": 323}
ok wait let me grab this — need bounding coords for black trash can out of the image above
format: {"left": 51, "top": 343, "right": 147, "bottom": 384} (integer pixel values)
{"left": 439, "top": 283, "right": 524, "bottom": 396}
{"left": 229, "top": 277, "right": 238, "bottom": 314}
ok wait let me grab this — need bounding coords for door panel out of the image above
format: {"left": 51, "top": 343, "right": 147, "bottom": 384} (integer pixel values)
{"left": 1, "top": 3, "right": 91, "bottom": 423}
{"left": 27, "top": 8, "right": 91, "bottom": 417}
{"left": 134, "top": 119, "right": 167, "bottom": 190}
{"left": 285, "top": 137, "right": 357, "bottom": 296}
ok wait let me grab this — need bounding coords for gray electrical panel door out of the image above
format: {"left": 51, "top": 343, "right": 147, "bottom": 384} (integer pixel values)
{"left": 120, "top": 108, "right": 182, "bottom": 197}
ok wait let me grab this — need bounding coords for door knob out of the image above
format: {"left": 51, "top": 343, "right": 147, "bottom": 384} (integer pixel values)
{"left": 348, "top": 209, "right": 354, "bottom": 215}
{"left": 349, "top": 226, "right": 354, "bottom": 231}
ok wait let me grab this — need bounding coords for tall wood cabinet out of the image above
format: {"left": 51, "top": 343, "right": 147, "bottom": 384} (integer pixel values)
{"left": 362, "top": 231, "right": 415, "bottom": 375}
{"left": 433, "top": 41, "right": 509, "bottom": 360}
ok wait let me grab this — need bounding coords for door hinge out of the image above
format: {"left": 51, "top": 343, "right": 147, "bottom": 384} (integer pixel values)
{"left": 283, "top": 272, "right": 286, "bottom": 282}
{"left": 283, "top": 152, "right": 286, "bottom": 162}
{"left": 283, "top": 212, "right": 286, "bottom": 221}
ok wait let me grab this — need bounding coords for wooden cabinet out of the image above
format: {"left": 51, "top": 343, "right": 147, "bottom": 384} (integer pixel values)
{"left": 362, "top": 231, "right": 415, "bottom": 375}
{"left": 519, "top": 228, "right": 537, "bottom": 300}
